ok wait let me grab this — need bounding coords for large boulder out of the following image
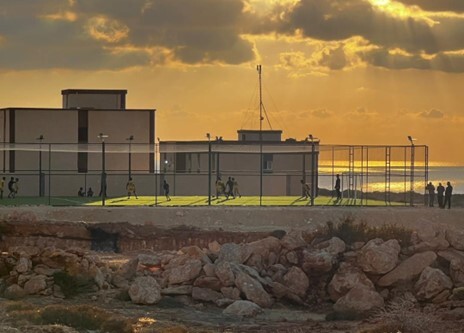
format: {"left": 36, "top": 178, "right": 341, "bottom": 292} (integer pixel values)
{"left": 282, "top": 266, "right": 309, "bottom": 298}
{"left": 15, "top": 257, "right": 32, "bottom": 274}
{"left": 268, "top": 281, "right": 305, "bottom": 305}
{"left": 179, "top": 246, "right": 212, "bottom": 265}
{"left": 357, "top": 239, "right": 400, "bottom": 275}
{"left": 194, "top": 276, "right": 222, "bottom": 291}
{"left": 9, "top": 246, "right": 41, "bottom": 258}
{"left": 223, "top": 300, "right": 263, "bottom": 317}
{"left": 192, "top": 287, "right": 222, "bottom": 302}
{"left": 3, "top": 284, "right": 25, "bottom": 299}
{"left": 215, "top": 261, "right": 236, "bottom": 287}
{"left": 415, "top": 267, "right": 452, "bottom": 301}
{"left": 333, "top": 286, "right": 384, "bottom": 318}
{"left": 328, "top": 263, "right": 375, "bottom": 302}
{"left": 129, "top": 276, "right": 162, "bottom": 305}
{"left": 446, "top": 229, "right": 464, "bottom": 251}
{"left": 315, "top": 237, "right": 346, "bottom": 256}
{"left": 234, "top": 270, "right": 273, "bottom": 308}
{"left": 377, "top": 251, "right": 437, "bottom": 287}
{"left": 281, "top": 230, "right": 307, "bottom": 250}
{"left": 301, "top": 250, "right": 334, "bottom": 274}
{"left": 438, "top": 250, "right": 464, "bottom": 287}
{"left": 167, "top": 259, "right": 203, "bottom": 285}
{"left": 247, "top": 237, "right": 281, "bottom": 259}
{"left": 23, "top": 275, "right": 47, "bottom": 294}
{"left": 221, "top": 287, "right": 241, "bottom": 300}
{"left": 217, "top": 243, "right": 251, "bottom": 264}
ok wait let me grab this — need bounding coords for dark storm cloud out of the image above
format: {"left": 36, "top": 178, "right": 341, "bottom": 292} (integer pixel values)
{"left": 269, "top": 0, "right": 464, "bottom": 72}
{"left": 362, "top": 49, "right": 464, "bottom": 73}
{"left": 395, "top": 0, "right": 464, "bottom": 13}
{"left": 2, "top": 0, "right": 464, "bottom": 72}
{"left": 74, "top": 0, "right": 255, "bottom": 64}
{"left": 277, "top": 0, "right": 440, "bottom": 54}
{"left": 0, "top": 0, "right": 254, "bottom": 70}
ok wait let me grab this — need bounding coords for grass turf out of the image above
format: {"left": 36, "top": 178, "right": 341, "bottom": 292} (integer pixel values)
{"left": 0, "top": 195, "right": 407, "bottom": 207}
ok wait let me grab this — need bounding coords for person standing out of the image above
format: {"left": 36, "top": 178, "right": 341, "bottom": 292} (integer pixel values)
{"left": 335, "top": 174, "right": 341, "bottom": 201}
{"left": 444, "top": 181, "right": 453, "bottom": 209}
{"left": 7, "top": 177, "right": 15, "bottom": 198}
{"left": 226, "top": 177, "right": 235, "bottom": 199}
{"left": 0, "top": 177, "right": 5, "bottom": 199}
{"left": 233, "top": 177, "right": 241, "bottom": 198}
{"left": 13, "top": 178, "right": 19, "bottom": 198}
{"left": 163, "top": 180, "right": 171, "bottom": 201}
{"left": 425, "top": 182, "right": 435, "bottom": 207}
{"left": 126, "top": 177, "right": 138, "bottom": 199}
{"left": 215, "top": 177, "right": 225, "bottom": 198}
{"left": 300, "top": 179, "right": 311, "bottom": 200}
{"left": 436, "top": 182, "right": 445, "bottom": 208}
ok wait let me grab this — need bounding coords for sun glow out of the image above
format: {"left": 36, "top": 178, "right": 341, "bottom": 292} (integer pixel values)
{"left": 371, "top": 0, "right": 390, "bottom": 6}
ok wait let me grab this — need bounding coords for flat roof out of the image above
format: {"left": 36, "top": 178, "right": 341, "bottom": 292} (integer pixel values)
{"left": 0, "top": 107, "right": 155, "bottom": 112}
{"left": 237, "top": 129, "right": 283, "bottom": 134}
{"left": 159, "top": 140, "right": 319, "bottom": 145}
{"left": 61, "top": 89, "right": 127, "bottom": 95}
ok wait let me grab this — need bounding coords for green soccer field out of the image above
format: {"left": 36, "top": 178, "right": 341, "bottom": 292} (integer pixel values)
{"left": 0, "top": 195, "right": 406, "bottom": 207}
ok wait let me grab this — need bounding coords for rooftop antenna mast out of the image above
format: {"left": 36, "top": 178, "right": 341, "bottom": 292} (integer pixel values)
{"left": 257, "top": 65, "right": 272, "bottom": 131}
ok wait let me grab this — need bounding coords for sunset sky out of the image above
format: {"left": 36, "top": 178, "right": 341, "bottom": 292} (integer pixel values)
{"left": 0, "top": 0, "right": 463, "bottom": 164}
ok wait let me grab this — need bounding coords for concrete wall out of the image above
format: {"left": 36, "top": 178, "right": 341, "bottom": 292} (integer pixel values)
{"left": 63, "top": 93, "right": 124, "bottom": 109}
{"left": 87, "top": 111, "right": 153, "bottom": 172}
{"left": 0, "top": 109, "right": 155, "bottom": 196}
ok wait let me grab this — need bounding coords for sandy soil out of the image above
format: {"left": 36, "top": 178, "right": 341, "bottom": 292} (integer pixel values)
{"left": 1, "top": 206, "right": 463, "bottom": 233}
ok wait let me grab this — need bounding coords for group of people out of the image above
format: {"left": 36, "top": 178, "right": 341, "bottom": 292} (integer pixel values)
{"left": 215, "top": 177, "right": 241, "bottom": 200}
{"left": 0, "top": 177, "right": 19, "bottom": 199}
{"left": 76, "top": 178, "right": 172, "bottom": 201}
{"left": 425, "top": 181, "right": 453, "bottom": 209}
{"left": 78, "top": 187, "right": 94, "bottom": 197}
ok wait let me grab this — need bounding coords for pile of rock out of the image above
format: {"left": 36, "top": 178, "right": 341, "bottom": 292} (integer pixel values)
{"left": 0, "top": 246, "right": 111, "bottom": 299}
{"left": 2, "top": 222, "right": 464, "bottom": 319}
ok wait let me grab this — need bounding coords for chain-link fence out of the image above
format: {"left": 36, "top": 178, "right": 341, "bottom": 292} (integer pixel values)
{"left": 0, "top": 142, "right": 428, "bottom": 206}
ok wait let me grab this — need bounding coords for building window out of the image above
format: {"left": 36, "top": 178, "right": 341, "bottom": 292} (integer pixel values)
{"left": 176, "top": 153, "right": 186, "bottom": 173}
{"left": 77, "top": 110, "right": 88, "bottom": 173}
{"left": 263, "top": 153, "right": 273, "bottom": 172}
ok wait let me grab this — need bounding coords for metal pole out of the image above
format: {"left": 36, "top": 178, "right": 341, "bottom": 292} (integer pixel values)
{"left": 155, "top": 139, "right": 159, "bottom": 206}
{"left": 98, "top": 133, "right": 109, "bottom": 206}
{"left": 410, "top": 144, "right": 415, "bottom": 206}
{"left": 425, "top": 145, "right": 429, "bottom": 207}
{"left": 37, "top": 135, "right": 44, "bottom": 197}
{"left": 102, "top": 140, "right": 106, "bottom": 206}
{"left": 129, "top": 142, "right": 132, "bottom": 179}
{"left": 310, "top": 140, "right": 315, "bottom": 206}
{"left": 127, "top": 135, "right": 133, "bottom": 179}
{"left": 257, "top": 65, "right": 263, "bottom": 206}
{"left": 207, "top": 133, "right": 211, "bottom": 206}
{"left": 48, "top": 143, "right": 51, "bottom": 206}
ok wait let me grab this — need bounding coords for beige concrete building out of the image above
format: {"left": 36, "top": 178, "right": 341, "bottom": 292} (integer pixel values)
{"left": 0, "top": 89, "right": 155, "bottom": 197}
{"left": 159, "top": 130, "right": 319, "bottom": 196}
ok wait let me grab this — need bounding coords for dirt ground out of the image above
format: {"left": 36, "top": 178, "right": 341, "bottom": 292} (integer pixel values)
{"left": 1, "top": 205, "right": 463, "bottom": 233}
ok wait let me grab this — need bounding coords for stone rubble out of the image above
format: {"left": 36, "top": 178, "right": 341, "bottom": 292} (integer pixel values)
{"left": 1, "top": 225, "right": 464, "bottom": 319}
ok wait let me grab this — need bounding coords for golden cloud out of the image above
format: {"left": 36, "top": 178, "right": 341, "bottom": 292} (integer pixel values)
{"left": 42, "top": 11, "right": 77, "bottom": 22}
{"left": 86, "top": 16, "right": 129, "bottom": 43}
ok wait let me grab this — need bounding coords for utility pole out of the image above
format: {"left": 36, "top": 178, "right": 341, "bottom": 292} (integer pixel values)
{"left": 257, "top": 65, "right": 263, "bottom": 206}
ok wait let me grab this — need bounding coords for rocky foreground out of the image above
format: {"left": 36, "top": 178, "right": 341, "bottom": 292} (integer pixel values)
{"left": 2, "top": 219, "right": 464, "bottom": 332}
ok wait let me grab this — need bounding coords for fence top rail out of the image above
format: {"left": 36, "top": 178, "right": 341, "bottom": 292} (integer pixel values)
{"left": 0, "top": 142, "right": 428, "bottom": 154}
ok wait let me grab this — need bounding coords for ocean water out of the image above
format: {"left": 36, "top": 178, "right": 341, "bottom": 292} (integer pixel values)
{"left": 317, "top": 165, "right": 464, "bottom": 194}
{"left": 428, "top": 166, "right": 464, "bottom": 194}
